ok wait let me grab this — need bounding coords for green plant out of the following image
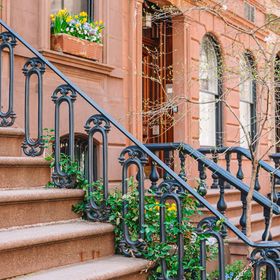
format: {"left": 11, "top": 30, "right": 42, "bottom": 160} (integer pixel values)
{"left": 73, "top": 177, "right": 218, "bottom": 279}
{"left": 208, "top": 260, "right": 253, "bottom": 280}
{"left": 44, "top": 147, "right": 218, "bottom": 278}
{"left": 50, "top": 9, "right": 104, "bottom": 44}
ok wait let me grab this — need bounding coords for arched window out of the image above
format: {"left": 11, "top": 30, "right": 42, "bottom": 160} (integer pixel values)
{"left": 275, "top": 54, "right": 280, "bottom": 152}
{"left": 239, "top": 52, "right": 257, "bottom": 148}
{"left": 199, "top": 35, "right": 223, "bottom": 147}
{"left": 51, "top": 0, "right": 94, "bottom": 21}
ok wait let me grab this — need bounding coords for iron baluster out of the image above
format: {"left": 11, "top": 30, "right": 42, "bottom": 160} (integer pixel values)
{"left": 163, "top": 150, "right": 172, "bottom": 180}
{"left": 0, "top": 32, "right": 16, "bottom": 126}
{"left": 198, "top": 161, "right": 207, "bottom": 198}
{"left": 211, "top": 151, "right": 219, "bottom": 189}
{"left": 255, "top": 164, "right": 261, "bottom": 191}
{"left": 224, "top": 152, "right": 231, "bottom": 189}
{"left": 22, "top": 58, "right": 45, "bottom": 156}
{"left": 118, "top": 147, "right": 148, "bottom": 257}
{"left": 262, "top": 205, "right": 272, "bottom": 241}
{"left": 178, "top": 150, "right": 187, "bottom": 181}
{"left": 84, "top": 114, "right": 110, "bottom": 221}
{"left": 149, "top": 161, "right": 159, "bottom": 193}
{"left": 237, "top": 153, "right": 247, "bottom": 234}
{"left": 51, "top": 84, "right": 76, "bottom": 188}
{"left": 217, "top": 178, "right": 227, "bottom": 238}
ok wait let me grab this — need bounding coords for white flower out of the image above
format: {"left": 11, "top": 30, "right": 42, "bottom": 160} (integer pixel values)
{"left": 264, "top": 35, "right": 273, "bottom": 43}
{"left": 222, "top": 4, "right": 227, "bottom": 10}
{"left": 70, "top": 28, "right": 74, "bottom": 32}
{"left": 206, "top": 237, "right": 217, "bottom": 246}
{"left": 66, "top": 27, "right": 69, "bottom": 32}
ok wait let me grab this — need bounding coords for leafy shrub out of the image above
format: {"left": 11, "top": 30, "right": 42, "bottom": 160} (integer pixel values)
{"left": 73, "top": 177, "right": 218, "bottom": 279}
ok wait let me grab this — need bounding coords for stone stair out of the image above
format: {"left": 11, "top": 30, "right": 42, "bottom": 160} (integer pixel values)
{"left": 0, "top": 128, "right": 148, "bottom": 279}
{"left": 203, "top": 189, "right": 280, "bottom": 262}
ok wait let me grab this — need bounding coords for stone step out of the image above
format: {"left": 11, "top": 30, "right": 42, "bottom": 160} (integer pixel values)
{"left": 0, "top": 188, "right": 84, "bottom": 229}
{"left": 13, "top": 255, "right": 149, "bottom": 280}
{"left": 0, "top": 127, "right": 24, "bottom": 157}
{"left": 0, "top": 157, "right": 50, "bottom": 188}
{"left": 0, "top": 220, "right": 114, "bottom": 279}
{"left": 227, "top": 212, "right": 280, "bottom": 239}
{"left": 205, "top": 189, "right": 241, "bottom": 204}
{"left": 227, "top": 223, "right": 280, "bottom": 263}
{"left": 200, "top": 200, "right": 262, "bottom": 219}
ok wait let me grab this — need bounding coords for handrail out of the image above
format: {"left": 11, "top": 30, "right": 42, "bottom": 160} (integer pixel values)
{"left": 198, "top": 146, "right": 280, "bottom": 179}
{"left": 1, "top": 19, "right": 280, "bottom": 249}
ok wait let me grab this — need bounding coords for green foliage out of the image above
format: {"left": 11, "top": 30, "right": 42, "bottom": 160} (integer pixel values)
{"left": 50, "top": 9, "right": 104, "bottom": 44}
{"left": 73, "top": 177, "right": 218, "bottom": 279}
{"left": 208, "top": 260, "right": 253, "bottom": 280}
{"left": 42, "top": 148, "right": 224, "bottom": 278}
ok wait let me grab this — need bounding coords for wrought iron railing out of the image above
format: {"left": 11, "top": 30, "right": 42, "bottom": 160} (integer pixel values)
{"left": 1, "top": 19, "right": 280, "bottom": 279}
{"left": 140, "top": 143, "right": 280, "bottom": 239}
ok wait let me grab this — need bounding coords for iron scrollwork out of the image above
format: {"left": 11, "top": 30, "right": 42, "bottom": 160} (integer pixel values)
{"left": 84, "top": 114, "right": 111, "bottom": 222}
{"left": 118, "top": 147, "right": 148, "bottom": 257}
{"left": 22, "top": 57, "right": 46, "bottom": 156}
{"left": 158, "top": 181, "right": 185, "bottom": 280}
{"left": 197, "top": 217, "right": 226, "bottom": 280}
{"left": 51, "top": 84, "right": 76, "bottom": 188}
{"left": 0, "top": 32, "right": 17, "bottom": 127}
{"left": 251, "top": 248, "right": 280, "bottom": 280}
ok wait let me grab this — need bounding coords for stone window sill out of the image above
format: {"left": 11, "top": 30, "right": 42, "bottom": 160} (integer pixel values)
{"left": 39, "top": 49, "right": 116, "bottom": 77}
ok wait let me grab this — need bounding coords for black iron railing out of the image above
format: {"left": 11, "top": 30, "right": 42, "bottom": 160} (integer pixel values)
{"left": 141, "top": 143, "right": 280, "bottom": 238}
{"left": 1, "top": 19, "right": 280, "bottom": 279}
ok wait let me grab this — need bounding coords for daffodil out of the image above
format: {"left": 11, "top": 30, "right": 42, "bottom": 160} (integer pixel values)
{"left": 167, "top": 203, "right": 177, "bottom": 212}
{"left": 50, "top": 14, "right": 55, "bottom": 22}
{"left": 66, "top": 16, "right": 72, "bottom": 23}
{"left": 81, "top": 17, "right": 87, "bottom": 24}
{"left": 79, "top": 11, "right": 87, "bottom": 17}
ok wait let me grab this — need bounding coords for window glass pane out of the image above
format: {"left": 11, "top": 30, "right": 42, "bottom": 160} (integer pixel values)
{"left": 51, "top": 0, "right": 62, "bottom": 14}
{"left": 240, "top": 55, "right": 253, "bottom": 103}
{"left": 199, "top": 91, "right": 216, "bottom": 146}
{"left": 199, "top": 37, "right": 218, "bottom": 94}
{"left": 240, "top": 101, "right": 251, "bottom": 148}
{"left": 51, "top": 0, "right": 88, "bottom": 15}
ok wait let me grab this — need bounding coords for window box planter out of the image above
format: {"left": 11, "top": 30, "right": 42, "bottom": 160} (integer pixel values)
{"left": 51, "top": 33, "right": 103, "bottom": 61}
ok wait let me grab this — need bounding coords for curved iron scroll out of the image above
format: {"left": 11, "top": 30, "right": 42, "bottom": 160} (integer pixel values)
{"left": 22, "top": 57, "right": 46, "bottom": 156}
{"left": 51, "top": 84, "right": 76, "bottom": 188}
{"left": 84, "top": 114, "right": 110, "bottom": 221}
{"left": 251, "top": 248, "right": 280, "bottom": 280}
{"left": 0, "top": 32, "right": 17, "bottom": 126}
{"left": 118, "top": 147, "right": 148, "bottom": 257}
{"left": 197, "top": 217, "right": 225, "bottom": 280}
{"left": 158, "top": 181, "right": 185, "bottom": 280}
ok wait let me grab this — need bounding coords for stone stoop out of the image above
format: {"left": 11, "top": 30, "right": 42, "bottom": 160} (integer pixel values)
{"left": 12, "top": 255, "right": 149, "bottom": 280}
{"left": 203, "top": 189, "right": 280, "bottom": 263}
{"left": 0, "top": 128, "right": 149, "bottom": 280}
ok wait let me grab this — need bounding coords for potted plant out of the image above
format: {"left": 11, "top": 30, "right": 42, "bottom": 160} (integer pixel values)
{"left": 50, "top": 9, "right": 104, "bottom": 61}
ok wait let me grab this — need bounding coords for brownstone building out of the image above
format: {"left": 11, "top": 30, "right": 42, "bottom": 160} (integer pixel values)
{"left": 0, "top": 0, "right": 280, "bottom": 279}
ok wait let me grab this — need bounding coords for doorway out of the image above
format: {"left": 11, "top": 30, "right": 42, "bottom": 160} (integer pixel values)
{"left": 142, "top": 1, "right": 174, "bottom": 145}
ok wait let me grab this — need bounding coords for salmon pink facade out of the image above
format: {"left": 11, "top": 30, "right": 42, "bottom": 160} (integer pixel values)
{"left": 0, "top": 0, "right": 279, "bottom": 193}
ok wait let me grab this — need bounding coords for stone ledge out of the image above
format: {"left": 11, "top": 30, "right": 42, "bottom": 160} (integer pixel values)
{"left": 40, "top": 49, "right": 117, "bottom": 77}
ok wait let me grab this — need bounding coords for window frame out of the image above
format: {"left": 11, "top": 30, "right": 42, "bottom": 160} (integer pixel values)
{"left": 51, "top": 0, "right": 94, "bottom": 21}
{"left": 275, "top": 54, "right": 280, "bottom": 152}
{"left": 239, "top": 52, "right": 257, "bottom": 148}
{"left": 199, "top": 34, "right": 223, "bottom": 148}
